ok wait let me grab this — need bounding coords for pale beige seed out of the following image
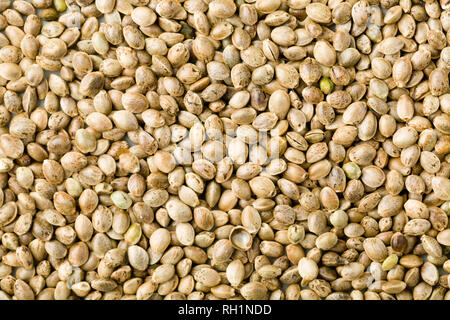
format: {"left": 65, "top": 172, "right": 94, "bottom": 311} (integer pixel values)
{"left": 150, "top": 228, "right": 171, "bottom": 254}
{"left": 95, "top": 0, "right": 116, "bottom": 14}
{"left": 315, "top": 232, "right": 338, "bottom": 251}
{"left": 404, "top": 219, "right": 431, "bottom": 236}
{"left": 298, "top": 258, "right": 319, "bottom": 282}
{"left": 127, "top": 245, "right": 149, "bottom": 271}
{"left": 240, "top": 282, "right": 267, "bottom": 300}
{"left": 14, "top": 279, "right": 35, "bottom": 300}
{"left": 75, "top": 214, "right": 93, "bottom": 242}
{"left": 363, "top": 238, "right": 388, "bottom": 262}
{"left": 176, "top": 223, "right": 195, "bottom": 246}
{"left": 165, "top": 198, "right": 192, "bottom": 222}
{"left": 131, "top": 7, "right": 157, "bottom": 27}
{"left": 85, "top": 112, "right": 113, "bottom": 132}
{"left": 112, "top": 110, "right": 138, "bottom": 131}
{"left": 340, "top": 263, "right": 365, "bottom": 281}
{"left": 193, "top": 267, "right": 221, "bottom": 287}
{"left": 226, "top": 260, "right": 245, "bottom": 287}
{"left": 306, "top": 3, "right": 332, "bottom": 23}
{"left": 436, "top": 230, "right": 450, "bottom": 246}
{"left": 378, "top": 37, "right": 404, "bottom": 55}
{"left": 152, "top": 264, "right": 175, "bottom": 284}
{"left": 0, "top": 63, "right": 22, "bottom": 81}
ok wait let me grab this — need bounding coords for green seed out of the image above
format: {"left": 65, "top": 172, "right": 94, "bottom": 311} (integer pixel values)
{"left": 40, "top": 8, "right": 59, "bottom": 20}
{"left": 180, "top": 22, "right": 194, "bottom": 39}
{"left": 329, "top": 210, "right": 348, "bottom": 229}
{"left": 110, "top": 191, "right": 132, "bottom": 210}
{"left": 342, "top": 162, "right": 361, "bottom": 180}
{"left": 382, "top": 254, "right": 398, "bottom": 271}
{"left": 54, "top": 0, "right": 67, "bottom": 12}
{"left": 287, "top": 224, "right": 305, "bottom": 244}
{"left": 124, "top": 223, "right": 142, "bottom": 245}
{"left": 320, "top": 77, "right": 334, "bottom": 94}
